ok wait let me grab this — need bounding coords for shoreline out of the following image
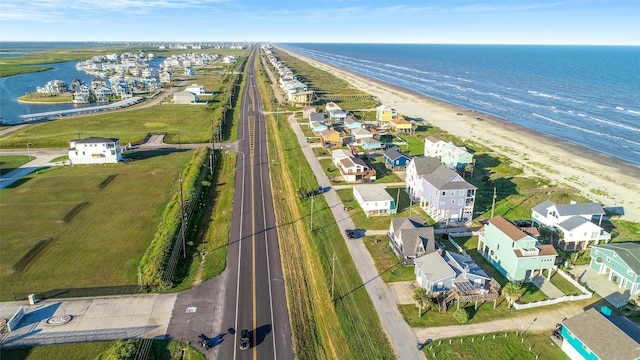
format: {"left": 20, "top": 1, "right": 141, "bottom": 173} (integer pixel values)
{"left": 277, "top": 47, "right": 640, "bottom": 223}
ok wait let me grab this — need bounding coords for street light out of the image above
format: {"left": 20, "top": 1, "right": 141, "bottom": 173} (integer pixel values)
{"left": 27, "top": 142, "right": 32, "bottom": 160}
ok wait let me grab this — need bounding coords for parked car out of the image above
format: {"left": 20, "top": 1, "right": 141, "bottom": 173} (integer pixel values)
{"left": 198, "top": 334, "right": 211, "bottom": 350}
{"left": 239, "top": 329, "right": 250, "bottom": 350}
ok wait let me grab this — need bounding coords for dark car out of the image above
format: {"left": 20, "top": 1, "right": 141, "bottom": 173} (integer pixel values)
{"left": 345, "top": 229, "right": 356, "bottom": 239}
{"left": 198, "top": 334, "right": 211, "bottom": 350}
{"left": 239, "top": 329, "right": 250, "bottom": 350}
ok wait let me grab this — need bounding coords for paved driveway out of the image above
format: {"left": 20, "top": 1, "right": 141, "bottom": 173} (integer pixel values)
{"left": 567, "top": 265, "right": 631, "bottom": 308}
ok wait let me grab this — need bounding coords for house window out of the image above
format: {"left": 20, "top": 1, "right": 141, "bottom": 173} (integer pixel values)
{"left": 497, "top": 244, "right": 500, "bottom": 251}
{"left": 458, "top": 199, "right": 464, "bottom": 206}
{"left": 441, "top": 191, "right": 446, "bottom": 196}
{"left": 460, "top": 190, "right": 465, "bottom": 196}
{"left": 450, "top": 190, "right": 455, "bottom": 196}
{"left": 628, "top": 270, "right": 634, "bottom": 276}
{"left": 607, "top": 257, "right": 611, "bottom": 262}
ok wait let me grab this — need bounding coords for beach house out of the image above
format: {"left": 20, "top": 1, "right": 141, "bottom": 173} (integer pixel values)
{"left": 383, "top": 146, "right": 412, "bottom": 170}
{"left": 387, "top": 217, "right": 435, "bottom": 264}
{"left": 353, "top": 184, "right": 396, "bottom": 217}
{"left": 376, "top": 104, "right": 396, "bottom": 127}
{"left": 531, "top": 200, "right": 610, "bottom": 251}
{"left": 477, "top": 216, "right": 557, "bottom": 282}
{"left": 185, "top": 84, "right": 207, "bottom": 95}
{"left": 441, "top": 144, "right": 473, "bottom": 170}
{"left": 390, "top": 118, "right": 414, "bottom": 134}
{"left": 590, "top": 243, "right": 640, "bottom": 296}
{"left": 68, "top": 137, "right": 122, "bottom": 165}
{"left": 415, "top": 251, "right": 492, "bottom": 295}
{"left": 560, "top": 308, "right": 640, "bottom": 360}
{"left": 172, "top": 90, "right": 199, "bottom": 104}
{"left": 405, "top": 157, "right": 476, "bottom": 223}
{"left": 320, "top": 129, "right": 341, "bottom": 148}
{"left": 424, "top": 135, "right": 447, "bottom": 157}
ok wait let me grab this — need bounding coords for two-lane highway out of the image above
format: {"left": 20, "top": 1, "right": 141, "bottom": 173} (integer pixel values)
{"left": 217, "top": 49, "right": 293, "bottom": 359}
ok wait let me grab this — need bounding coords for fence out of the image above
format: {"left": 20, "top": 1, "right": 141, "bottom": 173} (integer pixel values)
{"left": 1, "top": 329, "right": 132, "bottom": 348}
{"left": 162, "top": 154, "right": 210, "bottom": 286}
{"left": 12, "top": 285, "right": 146, "bottom": 302}
{"left": 513, "top": 267, "right": 593, "bottom": 310}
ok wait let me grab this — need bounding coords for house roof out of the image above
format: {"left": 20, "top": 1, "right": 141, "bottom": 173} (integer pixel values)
{"left": 425, "top": 135, "right": 444, "bottom": 144}
{"left": 537, "top": 244, "right": 558, "bottom": 257}
{"left": 415, "top": 252, "right": 456, "bottom": 284}
{"left": 447, "top": 251, "right": 490, "bottom": 280}
{"left": 332, "top": 149, "right": 352, "bottom": 160}
{"left": 532, "top": 200, "right": 604, "bottom": 217}
{"left": 320, "top": 129, "right": 339, "bottom": 138}
{"left": 592, "top": 243, "right": 640, "bottom": 275}
{"left": 384, "top": 146, "right": 410, "bottom": 161}
{"left": 488, "top": 216, "right": 528, "bottom": 242}
{"left": 398, "top": 227, "right": 436, "bottom": 257}
{"left": 345, "top": 117, "right": 361, "bottom": 125}
{"left": 555, "top": 202, "right": 605, "bottom": 216}
{"left": 411, "top": 157, "right": 442, "bottom": 176}
{"left": 390, "top": 217, "right": 425, "bottom": 232}
{"left": 422, "top": 166, "right": 476, "bottom": 191}
{"left": 562, "top": 308, "right": 640, "bottom": 360}
{"left": 352, "top": 157, "right": 369, "bottom": 167}
{"left": 351, "top": 128, "right": 372, "bottom": 136}
{"left": 309, "top": 113, "right": 325, "bottom": 122}
{"left": 361, "top": 138, "right": 382, "bottom": 146}
{"left": 72, "top": 137, "right": 119, "bottom": 144}
{"left": 557, "top": 216, "right": 592, "bottom": 231}
{"left": 392, "top": 118, "right": 411, "bottom": 125}
{"left": 303, "top": 106, "right": 315, "bottom": 111}
{"left": 531, "top": 199, "right": 556, "bottom": 215}
{"left": 354, "top": 184, "right": 393, "bottom": 202}
{"left": 376, "top": 104, "right": 393, "bottom": 111}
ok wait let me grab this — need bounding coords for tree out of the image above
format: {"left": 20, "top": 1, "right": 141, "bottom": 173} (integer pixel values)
{"left": 502, "top": 282, "right": 522, "bottom": 309}
{"left": 413, "top": 287, "right": 430, "bottom": 317}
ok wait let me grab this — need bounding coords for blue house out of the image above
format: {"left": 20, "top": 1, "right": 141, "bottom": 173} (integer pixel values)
{"left": 361, "top": 138, "right": 383, "bottom": 152}
{"left": 383, "top": 146, "right": 411, "bottom": 170}
{"left": 344, "top": 117, "right": 363, "bottom": 130}
{"left": 560, "top": 308, "right": 640, "bottom": 360}
{"left": 311, "top": 121, "right": 328, "bottom": 132}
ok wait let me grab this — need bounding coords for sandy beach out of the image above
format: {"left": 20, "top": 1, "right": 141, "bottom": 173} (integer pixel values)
{"left": 278, "top": 47, "right": 640, "bottom": 223}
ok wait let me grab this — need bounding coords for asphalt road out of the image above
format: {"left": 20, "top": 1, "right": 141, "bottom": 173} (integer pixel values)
{"left": 214, "top": 49, "right": 293, "bottom": 359}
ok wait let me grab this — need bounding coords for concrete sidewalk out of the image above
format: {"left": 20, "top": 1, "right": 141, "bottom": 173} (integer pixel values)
{"left": 288, "top": 114, "right": 425, "bottom": 360}
{"left": 0, "top": 294, "right": 176, "bottom": 348}
{"left": 0, "top": 149, "right": 67, "bottom": 190}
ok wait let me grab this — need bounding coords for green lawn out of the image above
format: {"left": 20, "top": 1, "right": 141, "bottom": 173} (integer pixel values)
{"left": 338, "top": 187, "right": 432, "bottom": 230}
{"left": 364, "top": 156, "right": 402, "bottom": 183}
{"left": 543, "top": 269, "right": 583, "bottom": 296}
{"left": 0, "top": 155, "right": 32, "bottom": 176}
{"left": 422, "top": 332, "right": 569, "bottom": 360}
{"left": 362, "top": 235, "right": 414, "bottom": 282}
{"left": 0, "top": 151, "right": 193, "bottom": 300}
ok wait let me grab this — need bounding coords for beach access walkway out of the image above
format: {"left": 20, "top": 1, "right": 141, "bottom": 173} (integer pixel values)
{"left": 286, "top": 113, "right": 426, "bottom": 360}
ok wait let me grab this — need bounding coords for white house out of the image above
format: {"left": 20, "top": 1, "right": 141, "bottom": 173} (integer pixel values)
{"left": 69, "top": 137, "right": 122, "bottom": 164}
{"left": 338, "top": 156, "right": 376, "bottom": 183}
{"left": 351, "top": 128, "right": 374, "bottom": 143}
{"left": 185, "top": 84, "right": 207, "bottom": 95}
{"left": 331, "top": 149, "right": 353, "bottom": 167}
{"left": 424, "top": 135, "right": 447, "bottom": 157}
{"left": 173, "top": 90, "right": 199, "bottom": 104}
{"left": 531, "top": 200, "right": 610, "bottom": 251}
{"left": 353, "top": 184, "right": 396, "bottom": 217}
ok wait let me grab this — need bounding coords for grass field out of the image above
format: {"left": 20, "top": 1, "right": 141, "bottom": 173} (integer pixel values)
{"left": 422, "top": 331, "right": 569, "bottom": 360}
{"left": 0, "top": 155, "right": 32, "bottom": 176}
{"left": 258, "top": 57, "right": 394, "bottom": 359}
{"left": 0, "top": 151, "right": 193, "bottom": 300}
{"left": 362, "top": 235, "right": 414, "bottom": 282}
{"left": 0, "top": 339, "right": 206, "bottom": 360}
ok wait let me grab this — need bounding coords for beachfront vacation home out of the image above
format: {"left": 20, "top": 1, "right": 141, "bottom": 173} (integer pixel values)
{"left": 405, "top": 157, "right": 476, "bottom": 223}
{"left": 589, "top": 242, "right": 640, "bottom": 296}
{"left": 531, "top": 200, "right": 610, "bottom": 251}
{"left": 353, "top": 184, "right": 396, "bottom": 217}
{"left": 387, "top": 217, "right": 435, "bottom": 264}
{"left": 477, "top": 216, "right": 557, "bottom": 282}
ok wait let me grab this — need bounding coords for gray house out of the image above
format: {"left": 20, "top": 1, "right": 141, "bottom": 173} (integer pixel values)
{"left": 388, "top": 217, "right": 436, "bottom": 264}
{"left": 415, "top": 250, "right": 491, "bottom": 295}
{"left": 406, "top": 157, "right": 476, "bottom": 223}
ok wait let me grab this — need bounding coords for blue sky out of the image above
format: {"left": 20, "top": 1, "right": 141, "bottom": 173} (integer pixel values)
{"left": 1, "top": 0, "right": 638, "bottom": 45}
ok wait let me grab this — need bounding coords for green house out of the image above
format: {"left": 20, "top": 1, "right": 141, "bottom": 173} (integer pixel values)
{"left": 477, "top": 216, "right": 558, "bottom": 282}
{"left": 590, "top": 243, "right": 640, "bottom": 296}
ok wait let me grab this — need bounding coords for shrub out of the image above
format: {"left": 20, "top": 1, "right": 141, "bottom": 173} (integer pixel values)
{"left": 453, "top": 308, "right": 469, "bottom": 324}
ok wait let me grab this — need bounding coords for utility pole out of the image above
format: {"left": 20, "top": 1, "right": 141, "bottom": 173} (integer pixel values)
{"left": 310, "top": 194, "right": 315, "bottom": 231}
{"left": 331, "top": 252, "right": 337, "bottom": 301}
{"left": 298, "top": 166, "right": 301, "bottom": 189}
{"left": 179, "top": 173, "right": 186, "bottom": 259}
{"left": 395, "top": 188, "right": 401, "bottom": 215}
{"left": 490, "top": 187, "right": 497, "bottom": 218}
{"left": 178, "top": 129, "right": 181, "bottom": 150}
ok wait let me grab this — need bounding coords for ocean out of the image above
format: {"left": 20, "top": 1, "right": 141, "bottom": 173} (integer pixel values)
{"left": 278, "top": 44, "right": 640, "bottom": 165}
